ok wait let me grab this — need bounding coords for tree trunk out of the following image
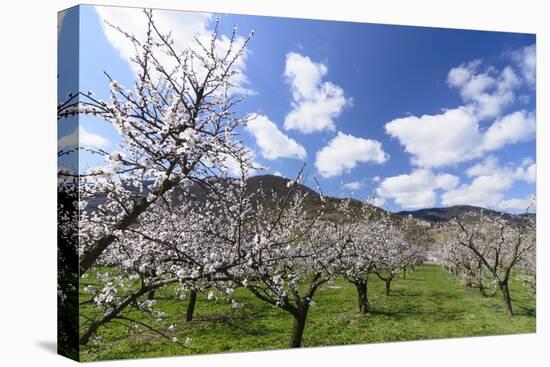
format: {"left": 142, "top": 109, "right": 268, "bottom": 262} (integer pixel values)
{"left": 478, "top": 275, "right": 486, "bottom": 297}
{"left": 186, "top": 289, "right": 197, "bottom": 322}
{"left": 465, "top": 273, "right": 473, "bottom": 287}
{"left": 402, "top": 268, "right": 406, "bottom": 279}
{"left": 79, "top": 280, "right": 174, "bottom": 345}
{"left": 385, "top": 278, "right": 392, "bottom": 296}
{"left": 79, "top": 175, "right": 182, "bottom": 276}
{"left": 355, "top": 282, "right": 369, "bottom": 314}
{"left": 147, "top": 289, "right": 155, "bottom": 300}
{"left": 289, "top": 306, "right": 309, "bottom": 348}
{"left": 499, "top": 281, "right": 514, "bottom": 316}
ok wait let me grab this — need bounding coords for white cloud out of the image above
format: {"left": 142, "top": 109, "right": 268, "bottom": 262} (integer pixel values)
{"left": 441, "top": 175, "right": 512, "bottom": 208}
{"left": 81, "top": 126, "right": 110, "bottom": 148}
{"left": 483, "top": 110, "right": 535, "bottom": 151}
{"left": 376, "top": 169, "right": 459, "bottom": 209}
{"left": 95, "top": 6, "right": 252, "bottom": 95}
{"left": 446, "top": 45, "right": 535, "bottom": 120}
{"left": 466, "top": 155, "right": 535, "bottom": 183}
{"left": 385, "top": 107, "right": 535, "bottom": 169}
{"left": 284, "top": 52, "right": 327, "bottom": 101}
{"left": 273, "top": 171, "right": 283, "bottom": 177}
{"left": 315, "top": 132, "right": 388, "bottom": 178}
{"left": 447, "top": 60, "right": 492, "bottom": 99}
{"left": 245, "top": 114, "right": 306, "bottom": 160}
{"left": 342, "top": 181, "right": 364, "bottom": 191}
{"left": 388, "top": 48, "right": 536, "bottom": 170}
{"left": 96, "top": 6, "right": 209, "bottom": 70}
{"left": 513, "top": 44, "right": 536, "bottom": 87}
{"left": 497, "top": 197, "right": 534, "bottom": 211}
{"left": 465, "top": 155, "right": 501, "bottom": 177}
{"left": 58, "top": 130, "right": 78, "bottom": 150}
{"left": 58, "top": 126, "right": 109, "bottom": 150}
{"left": 372, "top": 176, "right": 381, "bottom": 182}
{"left": 283, "top": 52, "right": 349, "bottom": 133}
{"left": 222, "top": 150, "right": 261, "bottom": 177}
{"left": 372, "top": 197, "right": 386, "bottom": 207}
{"left": 442, "top": 156, "right": 535, "bottom": 208}
{"left": 514, "top": 160, "right": 536, "bottom": 183}
{"left": 447, "top": 61, "right": 520, "bottom": 120}
{"left": 385, "top": 107, "right": 482, "bottom": 168}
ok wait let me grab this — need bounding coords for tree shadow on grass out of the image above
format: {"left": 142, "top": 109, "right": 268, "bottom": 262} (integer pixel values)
{"left": 194, "top": 314, "right": 232, "bottom": 322}
{"left": 366, "top": 302, "right": 466, "bottom": 323}
{"left": 223, "top": 318, "right": 272, "bottom": 337}
{"left": 516, "top": 305, "right": 536, "bottom": 317}
{"left": 388, "top": 290, "right": 423, "bottom": 298}
{"left": 190, "top": 307, "right": 283, "bottom": 338}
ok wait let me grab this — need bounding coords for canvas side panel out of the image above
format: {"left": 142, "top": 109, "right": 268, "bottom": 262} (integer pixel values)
{"left": 57, "top": 5, "right": 80, "bottom": 362}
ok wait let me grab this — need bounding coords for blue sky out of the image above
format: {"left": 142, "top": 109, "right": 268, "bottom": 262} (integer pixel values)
{"left": 58, "top": 5, "right": 536, "bottom": 213}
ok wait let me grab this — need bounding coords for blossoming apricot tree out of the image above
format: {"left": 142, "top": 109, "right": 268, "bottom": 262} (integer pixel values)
{"left": 58, "top": 9, "right": 255, "bottom": 276}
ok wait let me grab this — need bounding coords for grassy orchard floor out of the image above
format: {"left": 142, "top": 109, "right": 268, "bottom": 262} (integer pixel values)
{"left": 79, "top": 264, "right": 536, "bottom": 361}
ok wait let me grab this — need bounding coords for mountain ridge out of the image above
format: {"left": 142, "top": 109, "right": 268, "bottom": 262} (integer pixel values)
{"left": 88, "top": 173, "right": 532, "bottom": 224}
{"left": 395, "top": 204, "right": 533, "bottom": 224}
{"left": 248, "top": 175, "right": 533, "bottom": 224}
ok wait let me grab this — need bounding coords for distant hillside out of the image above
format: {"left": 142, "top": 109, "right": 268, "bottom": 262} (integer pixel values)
{"left": 246, "top": 174, "right": 321, "bottom": 206}
{"left": 243, "top": 175, "right": 393, "bottom": 221}
{"left": 85, "top": 174, "right": 530, "bottom": 226}
{"left": 169, "top": 174, "right": 321, "bottom": 207}
{"left": 396, "top": 205, "right": 533, "bottom": 224}
{"left": 172, "top": 174, "right": 388, "bottom": 221}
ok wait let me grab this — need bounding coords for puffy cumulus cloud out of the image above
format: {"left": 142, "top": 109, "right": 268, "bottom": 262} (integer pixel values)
{"left": 96, "top": 6, "right": 209, "bottom": 70}
{"left": 372, "top": 197, "right": 386, "bottom": 207}
{"left": 465, "top": 155, "right": 535, "bottom": 182}
{"left": 441, "top": 156, "right": 535, "bottom": 208}
{"left": 315, "top": 132, "right": 388, "bottom": 178}
{"left": 441, "top": 174, "right": 513, "bottom": 208}
{"left": 387, "top": 46, "right": 536, "bottom": 170}
{"left": 385, "top": 107, "right": 482, "bottom": 168}
{"left": 376, "top": 169, "right": 459, "bottom": 209}
{"left": 58, "top": 129, "right": 78, "bottom": 150}
{"left": 446, "top": 44, "right": 536, "bottom": 117}
{"left": 447, "top": 60, "right": 520, "bottom": 120}
{"left": 283, "top": 52, "right": 350, "bottom": 133}
{"left": 447, "top": 60, "right": 492, "bottom": 98}
{"left": 483, "top": 110, "right": 535, "bottom": 151}
{"left": 221, "top": 149, "right": 262, "bottom": 178}
{"left": 245, "top": 114, "right": 306, "bottom": 160}
{"left": 342, "top": 181, "right": 365, "bottom": 191}
{"left": 81, "top": 126, "right": 110, "bottom": 148}
{"left": 385, "top": 108, "right": 535, "bottom": 168}
{"left": 513, "top": 44, "right": 536, "bottom": 87}
{"left": 464, "top": 155, "right": 501, "bottom": 176}
{"left": 284, "top": 52, "right": 327, "bottom": 101}
{"left": 58, "top": 126, "right": 109, "bottom": 150}
{"left": 95, "top": 6, "right": 253, "bottom": 95}
{"left": 514, "top": 159, "right": 536, "bottom": 183}
{"left": 497, "top": 197, "right": 535, "bottom": 211}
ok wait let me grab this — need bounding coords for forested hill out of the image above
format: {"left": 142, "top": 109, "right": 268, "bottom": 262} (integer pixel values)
{"left": 395, "top": 205, "right": 534, "bottom": 224}
{"left": 173, "top": 174, "right": 388, "bottom": 220}
{"left": 88, "top": 174, "right": 532, "bottom": 224}
{"left": 241, "top": 175, "right": 534, "bottom": 225}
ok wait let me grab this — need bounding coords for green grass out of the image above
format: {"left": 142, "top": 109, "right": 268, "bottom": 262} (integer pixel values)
{"left": 79, "top": 264, "right": 535, "bottom": 361}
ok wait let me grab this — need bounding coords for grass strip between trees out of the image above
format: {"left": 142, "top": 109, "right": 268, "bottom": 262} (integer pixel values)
{"left": 80, "top": 263, "right": 535, "bottom": 361}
